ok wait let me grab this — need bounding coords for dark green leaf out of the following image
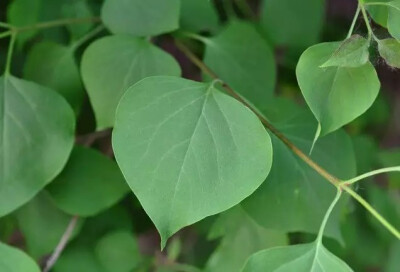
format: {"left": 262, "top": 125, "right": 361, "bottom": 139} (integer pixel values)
{"left": 0, "top": 76, "right": 75, "bottom": 217}
{"left": 101, "top": 0, "right": 180, "bottom": 36}
{"left": 365, "top": 0, "right": 390, "bottom": 27}
{"left": 203, "top": 21, "right": 276, "bottom": 110}
{"left": 296, "top": 42, "right": 380, "bottom": 135}
{"left": 47, "top": 146, "right": 129, "bottom": 216}
{"left": 379, "top": 149, "right": 400, "bottom": 188}
{"left": 260, "top": 0, "right": 325, "bottom": 48}
{"left": 81, "top": 35, "right": 181, "bottom": 129}
{"left": 180, "top": 0, "right": 219, "bottom": 32}
{"left": 24, "top": 41, "right": 84, "bottom": 114}
{"left": 112, "top": 76, "right": 273, "bottom": 247}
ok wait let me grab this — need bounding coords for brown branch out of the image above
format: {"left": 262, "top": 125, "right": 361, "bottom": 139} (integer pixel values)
{"left": 175, "top": 39, "right": 341, "bottom": 187}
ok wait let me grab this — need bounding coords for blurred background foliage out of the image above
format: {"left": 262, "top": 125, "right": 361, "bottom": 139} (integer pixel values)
{"left": 0, "top": 0, "right": 399, "bottom": 271}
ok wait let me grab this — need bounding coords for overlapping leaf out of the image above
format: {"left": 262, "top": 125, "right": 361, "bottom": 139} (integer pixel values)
{"left": 47, "top": 146, "right": 129, "bottom": 216}
{"left": 242, "top": 100, "right": 356, "bottom": 239}
{"left": 81, "top": 35, "right": 181, "bottom": 129}
{"left": 112, "top": 76, "right": 273, "bottom": 247}
{"left": 180, "top": 0, "right": 219, "bottom": 32}
{"left": 296, "top": 42, "right": 380, "bottom": 135}
{"left": 203, "top": 21, "right": 276, "bottom": 110}
{"left": 0, "top": 76, "right": 75, "bottom": 217}
{"left": 0, "top": 242, "right": 40, "bottom": 272}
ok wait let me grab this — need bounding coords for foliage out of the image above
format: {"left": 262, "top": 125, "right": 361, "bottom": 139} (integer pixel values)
{"left": 0, "top": 0, "right": 399, "bottom": 271}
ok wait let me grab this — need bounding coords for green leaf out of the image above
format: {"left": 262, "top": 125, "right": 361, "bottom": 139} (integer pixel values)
{"left": 242, "top": 100, "right": 356, "bottom": 240}
{"left": 95, "top": 231, "right": 141, "bottom": 272}
{"left": 112, "top": 76, "right": 273, "bottom": 247}
{"left": 180, "top": 0, "right": 219, "bottom": 32}
{"left": 47, "top": 146, "right": 129, "bottom": 216}
{"left": 388, "top": 0, "right": 400, "bottom": 40}
{"left": 101, "top": 0, "right": 180, "bottom": 36}
{"left": 81, "top": 35, "right": 181, "bottom": 129}
{"left": 321, "top": 35, "right": 370, "bottom": 68}
{"left": 365, "top": 0, "right": 390, "bottom": 27}
{"left": 62, "top": 0, "right": 94, "bottom": 41}
{"left": 377, "top": 38, "right": 400, "bottom": 68}
{"left": 352, "top": 135, "right": 379, "bottom": 174}
{"left": 296, "top": 42, "right": 380, "bottom": 135}
{"left": 242, "top": 242, "right": 353, "bottom": 272}
{"left": 387, "top": 241, "right": 400, "bottom": 272}
{"left": 24, "top": 41, "right": 84, "bottom": 114}
{"left": 15, "top": 192, "right": 82, "bottom": 259}
{"left": 0, "top": 76, "right": 75, "bottom": 217}
{"left": 7, "top": 0, "right": 41, "bottom": 46}
{"left": 0, "top": 242, "right": 40, "bottom": 272}
{"left": 260, "top": 0, "right": 325, "bottom": 48}
{"left": 203, "top": 21, "right": 276, "bottom": 110}
{"left": 205, "top": 207, "right": 287, "bottom": 272}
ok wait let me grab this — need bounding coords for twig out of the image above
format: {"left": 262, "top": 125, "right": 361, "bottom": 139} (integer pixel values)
{"left": 43, "top": 216, "right": 79, "bottom": 272}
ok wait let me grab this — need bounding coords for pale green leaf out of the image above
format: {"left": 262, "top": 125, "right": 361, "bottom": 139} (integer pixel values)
{"left": 101, "top": 0, "right": 180, "bottom": 36}
{"left": 296, "top": 42, "right": 380, "bottom": 135}
{"left": 0, "top": 76, "right": 75, "bottom": 217}
{"left": 203, "top": 21, "right": 276, "bottom": 110}
{"left": 378, "top": 38, "right": 400, "bottom": 68}
{"left": 0, "top": 242, "right": 40, "bottom": 272}
{"left": 242, "top": 100, "right": 356, "bottom": 240}
{"left": 321, "top": 35, "right": 370, "bottom": 68}
{"left": 180, "top": 0, "right": 219, "bottom": 32}
{"left": 47, "top": 146, "right": 129, "bottom": 216}
{"left": 112, "top": 76, "right": 273, "bottom": 247}
{"left": 388, "top": 0, "right": 400, "bottom": 40}
{"left": 15, "top": 192, "right": 82, "bottom": 259}
{"left": 260, "top": 0, "right": 325, "bottom": 48}
{"left": 81, "top": 35, "right": 181, "bottom": 129}
{"left": 205, "top": 207, "right": 287, "bottom": 272}
{"left": 95, "top": 231, "right": 141, "bottom": 272}
{"left": 242, "top": 242, "right": 353, "bottom": 272}
{"left": 24, "top": 41, "right": 84, "bottom": 114}
{"left": 365, "top": 0, "right": 390, "bottom": 27}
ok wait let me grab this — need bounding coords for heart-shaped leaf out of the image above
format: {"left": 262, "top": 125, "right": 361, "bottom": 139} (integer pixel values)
{"left": 101, "top": 0, "right": 180, "bottom": 36}
{"left": 378, "top": 38, "right": 400, "bottom": 68}
{"left": 81, "top": 35, "right": 181, "bottom": 129}
{"left": 296, "top": 42, "right": 380, "bottom": 135}
{"left": 321, "top": 35, "right": 370, "bottom": 68}
{"left": 112, "top": 76, "right": 273, "bottom": 247}
{"left": 203, "top": 21, "right": 276, "bottom": 110}
{"left": 0, "top": 76, "right": 75, "bottom": 217}
{"left": 0, "top": 242, "right": 40, "bottom": 272}
{"left": 47, "top": 146, "right": 129, "bottom": 216}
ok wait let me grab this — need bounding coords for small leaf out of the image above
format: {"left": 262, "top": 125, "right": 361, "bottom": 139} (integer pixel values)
{"left": 24, "top": 41, "right": 85, "bottom": 114}
{"left": 47, "top": 146, "right": 129, "bottom": 217}
{"left": 388, "top": 0, "right": 400, "bottom": 40}
{"left": 95, "top": 231, "right": 141, "bottom": 272}
{"left": 321, "top": 35, "right": 370, "bottom": 68}
{"left": 101, "top": 0, "right": 180, "bottom": 36}
{"left": 296, "top": 42, "right": 380, "bottom": 135}
{"left": 203, "top": 21, "right": 276, "bottom": 110}
{"left": 0, "top": 242, "right": 40, "bottom": 272}
{"left": 260, "top": 0, "right": 325, "bottom": 48}
{"left": 378, "top": 38, "right": 400, "bottom": 68}
{"left": 0, "top": 76, "right": 75, "bottom": 217}
{"left": 112, "top": 76, "right": 273, "bottom": 247}
{"left": 242, "top": 242, "right": 353, "bottom": 272}
{"left": 16, "top": 192, "right": 82, "bottom": 259}
{"left": 81, "top": 35, "right": 181, "bottom": 129}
